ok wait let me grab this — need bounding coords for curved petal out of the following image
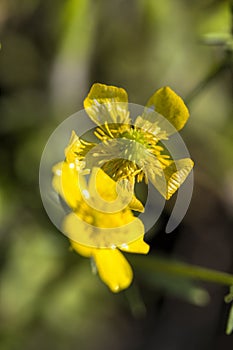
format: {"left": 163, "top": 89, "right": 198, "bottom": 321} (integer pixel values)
{"left": 88, "top": 167, "right": 144, "bottom": 213}
{"left": 145, "top": 87, "right": 189, "bottom": 134}
{"left": 52, "top": 162, "right": 65, "bottom": 195}
{"left": 70, "top": 240, "right": 92, "bottom": 257}
{"left": 128, "top": 196, "right": 144, "bottom": 213}
{"left": 62, "top": 212, "right": 96, "bottom": 245}
{"left": 146, "top": 154, "right": 194, "bottom": 200}
{"left": 65, "top": 130, "right": 83, "bottom": 163}
{"left": 164, "top": 158, "right": 194, "bottom": 200}
{"left": 52, "top": 161, "right": 84, "bottom": 209}
{"left": 92, "top": 248, "right": 133, "bottom": 292}
{"left": 88, "top": 166, "right": 118, "bottom": 201}
{"left": 84, "top": 83, "right": 130, "bottom": 126}
{"left": 62, "top": 205, "right": 145, "bottom": 249}
{"left": 119, "top": 236, "right": 150, "bottom": 254}
{"left": 65, "top": 130, "right": 96, "bottom": 166}
{"left": 149, "top": 158, "right": 194, "bottom": 200}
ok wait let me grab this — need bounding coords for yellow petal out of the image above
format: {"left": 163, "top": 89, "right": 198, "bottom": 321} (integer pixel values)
{"left": 62, "top": 212, "right": 95, "bottom": 246}
{"left": 88, "top": 167, "right": 144, "bottom": 213}
{"left": 146, "top": 87, "right": 189, "bottom": 133}
{"left": 149, "top": 158, "right": 194, "bottom": 200}
{"left": 93, "top": 248, "right": 133, "bottom": 292}
{"left": 128, "top": 196, "right": 144, "bottom": 213}
{"left": 65, "top": 130, "right": 82, "bottom": 163}
{"left": 52, "top": 161, "right": 83, "bottom": 209}
{"left": 89, "top": 166, "right": 118, "bottom": 201}
{"left": 164, "top": 158, "right": 194, "bottom": 200}
{"left": 70, "top": 240, "right": 92, "bottom": 257}
{"left": 52, "top": 162, "right": 64, "bottom": 195}
{"left": 65, "top": 130, "right": 96, "bottom": 166}
{"left": 120, "top": 236, "right": 150, "bottom": 254}
{"left": 84, "top": 83, "right": 130, "bottom": 126}
{"left": 63, "top": 207, "right": 145, "bottom": 248}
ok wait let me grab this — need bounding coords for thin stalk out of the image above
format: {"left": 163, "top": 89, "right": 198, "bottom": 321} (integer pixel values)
{"left": 130, "top": 255, "right": 233, "bottom": 286}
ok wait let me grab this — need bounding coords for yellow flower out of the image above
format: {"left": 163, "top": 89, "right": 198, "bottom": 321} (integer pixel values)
{"left": 82, "top": 83, "right": 194, "bottom": 200}
{"left": 51, "top": 83, "right": 194, "bottom": 292}
{"left": 52, "top": 150, "right": 149, "bottom": 293}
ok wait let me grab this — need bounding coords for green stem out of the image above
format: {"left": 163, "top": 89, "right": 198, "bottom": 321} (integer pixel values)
{"left": 130, "top": 255, "right": 233, "bottom": 286}
{"left": 124, "top": 284, "right": 146, "bottom": 318}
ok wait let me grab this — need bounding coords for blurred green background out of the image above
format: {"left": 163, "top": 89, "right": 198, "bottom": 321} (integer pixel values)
{"left": 0, "top": 0, "right": 233, "bottom": 349}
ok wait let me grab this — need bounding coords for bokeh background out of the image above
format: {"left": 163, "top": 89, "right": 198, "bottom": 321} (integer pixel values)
{"left": 0, "top": 0, "right": 233, "bottom": 349}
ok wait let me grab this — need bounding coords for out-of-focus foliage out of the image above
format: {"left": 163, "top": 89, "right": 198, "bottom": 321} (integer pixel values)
{"left": 0, "top": 0, "right": 233, "bottom": 349}
{"left": 225, "top": 286, "right": 233, "bottom": 334}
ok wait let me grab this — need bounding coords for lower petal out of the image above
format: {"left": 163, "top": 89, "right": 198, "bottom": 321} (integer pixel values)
{"left": 70, "top": 240, "right": 92, "bottom": 257}
{"left": 93, "top": 248, "right": 133, "bottom": 293}
{"left": 120, "top": 236, "right": 150, "bottom": 254}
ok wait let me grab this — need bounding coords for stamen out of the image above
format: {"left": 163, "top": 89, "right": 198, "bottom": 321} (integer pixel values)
{"left": 104, "top": 121, "right": 114, "bottom": 138}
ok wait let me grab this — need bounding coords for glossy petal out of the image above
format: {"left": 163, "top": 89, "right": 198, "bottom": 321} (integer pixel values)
{"left": 65, "top": 131, "right": 82, "bottom": 163}
{"left": 128, "top": 196, "right": 144, "bottom": 213}
{"left": 63, "top": 209, "right": 145, "bottom": 249}
{"left": 149, "top": 158, "right": 194, "bottom": 200}
{"left": 120, "top": 236, "right": 150, "bottom": 254}
{"left": 84, "top": 83, "right": 130, "bottom": 126}
{"left": 146, "top": 87, "right": 189, "bottom": 133}
{"left": 52, "top": 161, "right": 83, "bottom": 209}
{"left": 52, "top": 162, "right": 65, "bottom": 195}
{"left": 93, "top": 248, "right": 133, "bottom": 292}
{"left": 65, "top": 130, "right": 96, "bottom": 168}
{"left": 88, "top": 167, "right": 144, "bottom": 213}
{"left": 70, "top": 240, "right": 92, "bottom": 257}
{"left": 88, "top": 166, "right": 118, "bottom": 201}
{"left": 164, "top": 158, "right": 194, "bottom": 199}
{"left": 63, "top": 212, "right": 96, "bottom": 246}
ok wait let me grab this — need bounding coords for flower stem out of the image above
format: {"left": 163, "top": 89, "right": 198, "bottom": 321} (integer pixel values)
{"left": 130, "top": 255, "right": 233, "bottom": 286}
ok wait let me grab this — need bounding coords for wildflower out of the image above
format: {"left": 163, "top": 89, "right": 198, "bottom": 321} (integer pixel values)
{"left": 78, "top": 83, "right": 194, "bottom": 199}
{"left": 51, "top": 83, "right": 194, "bottom": 292}
{"left": 52, "top": 142, "right": 149, "bottom": 293}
